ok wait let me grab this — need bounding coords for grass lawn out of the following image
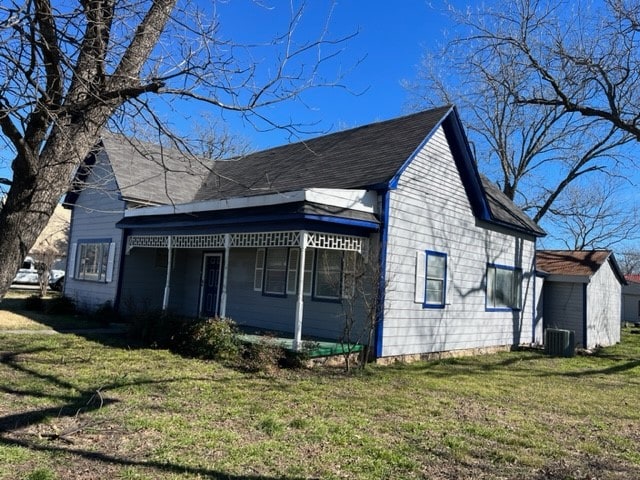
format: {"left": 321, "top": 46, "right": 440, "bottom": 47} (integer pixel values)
{"left": 0, "top": 291, "right": 103, "bottom": 331}
{"left": 0, "top": 322, "right": 639, "bottom": 479}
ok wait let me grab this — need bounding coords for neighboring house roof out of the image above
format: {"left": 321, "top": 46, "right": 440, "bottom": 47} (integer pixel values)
{"left": 536, "top": 250, "right": 626, "bottom": 284}
{"left": 30, "top": 204, "right": 70, "bottom": 258}
{"left": 68, "top": 106, "right": 544, "bottom": 237}
{"left": 625, "top": 274, "right": 640, "bottom": 284}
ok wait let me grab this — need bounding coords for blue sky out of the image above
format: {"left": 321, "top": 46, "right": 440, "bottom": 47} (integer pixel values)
{"left": 173, "top": 0, "right": 460, "bottom": 149}
{"left": 2, "top": 0, "right": 636, "bottom": 250}
{"left": 0, "top": 0, "right": 455, "bottom": 181}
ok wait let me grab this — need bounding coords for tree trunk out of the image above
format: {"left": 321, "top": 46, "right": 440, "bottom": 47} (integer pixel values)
{"left": 0, "top": 124, "right": 105, "bottom": 299}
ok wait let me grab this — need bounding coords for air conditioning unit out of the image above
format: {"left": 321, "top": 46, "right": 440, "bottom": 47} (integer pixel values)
{"left": 545, "top": 328, "right": 575, "bottom": 357}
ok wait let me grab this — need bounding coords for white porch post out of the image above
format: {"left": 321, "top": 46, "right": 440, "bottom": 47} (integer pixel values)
{"left": 220, "top": 233, "right": 230, "bottom": 318}
{"left": 162, "top": 235, "right": 173, "bottom": 311}
{"left": 293, "top": 231, "right": 308, "bottom": 351}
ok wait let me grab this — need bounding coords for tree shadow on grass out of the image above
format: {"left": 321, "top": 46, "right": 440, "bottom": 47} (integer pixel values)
{"left": 0, "top": 344, "right": 309, "bottom": 479}
{"left": 0, "top": 435, "right": 304, "bottom": 480}
{"left": 557, "top": 359, "right": 640, "bottom": 377}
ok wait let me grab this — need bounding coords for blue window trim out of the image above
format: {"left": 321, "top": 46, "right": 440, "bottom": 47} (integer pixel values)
{"left": 423, "top": 250, "right": 447, "bottom": 309}
{"left": 261, "top": 247, "right": 289, "bottom": 298}
{"left": 485, "top": 263, "right": 522, "bottom": 312}
{"left": 77, "top": 238, "right": 112, "bottom": 244}
{"left": 75, "top": 238, "right": 112, "bottom": 284}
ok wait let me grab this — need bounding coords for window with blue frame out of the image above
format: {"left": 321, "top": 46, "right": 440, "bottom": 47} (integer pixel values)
{"left": 414, "top": 250, "right": 447, "bottom": 308}
{"left": 486, "top": 264, "right": 522, "bottom": 310}
{"left": 72, "top": 240, "right": 115, "bottom": 283}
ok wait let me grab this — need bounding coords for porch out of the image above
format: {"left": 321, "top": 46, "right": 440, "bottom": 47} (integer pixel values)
{"left": 239, "top": 332, "right": 365, "bottom": 358}
{"left": 119, "top": 230, "right": 376, "bottom": 350}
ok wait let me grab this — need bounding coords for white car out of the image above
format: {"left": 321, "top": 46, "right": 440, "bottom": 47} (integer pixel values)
{"left": 12, "top": 257, "right": 66, "bottom": 291}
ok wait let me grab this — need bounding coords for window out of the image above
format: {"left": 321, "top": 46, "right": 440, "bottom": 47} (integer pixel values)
{"left": 75, "top": 240, "right": 114, "bottom": 282}
{"left": 263, "top": 247, "right": 288, "bottom": 296}
{"left": 285, "top": 248, "right": 315, "bottom": 296}
{"left": 303, "top": 249, "right": 315, "bottom": 296}
{"left": 286, "top": 249, "right": 300, "bottom": 295}
{"left": 486, "top": 264, "right": 522, "bottom": 310}
{"left": 425, "top": 251, "right": 447, "bottom": 307}
{"left": 314, "top": 249, "right": 343, "bottom": 300}
{"left": 414, "top": 250, "right": 447, "bottom": 308}
{"left": 254, "top": 247, "right": 353, "bottom": 301}
{"left": 254, "top": 249, "right": 265, "bottom": 291}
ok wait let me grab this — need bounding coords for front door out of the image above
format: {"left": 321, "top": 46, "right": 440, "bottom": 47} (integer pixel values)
{"left": 200, "top": 253, "right": 223, "bottom": 317}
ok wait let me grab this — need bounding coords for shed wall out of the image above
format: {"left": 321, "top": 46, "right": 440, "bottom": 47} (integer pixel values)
{"left": 622, "top": 283, "right": 640, "bottom": 324}
{"left": 586, "top": 261, "right": 621, "bottom": 348}
{"left": 542, "top": 281, "right": 584, "bottom": 347}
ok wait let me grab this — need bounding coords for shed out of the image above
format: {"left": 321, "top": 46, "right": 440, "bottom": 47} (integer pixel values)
{"left": 536, "top": 250, "right": 624, "bottom": 349}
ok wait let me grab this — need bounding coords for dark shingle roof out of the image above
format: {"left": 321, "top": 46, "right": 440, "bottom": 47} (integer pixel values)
{"left": 480, "top": 175, "right": 545, "bottom": 236}
{"left": 68, "top": 106, "right": 544, "bottom": 238}
{"left": 194, "top": 106, "right": 453, "bottom": 200}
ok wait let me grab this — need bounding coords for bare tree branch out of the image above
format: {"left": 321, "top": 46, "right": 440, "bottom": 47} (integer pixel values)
{"left": 0, "top": 0, "right": 352, "bottom": 299}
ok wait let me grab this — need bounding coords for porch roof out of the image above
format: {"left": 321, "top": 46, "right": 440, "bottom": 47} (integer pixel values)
{"left": 116, "top": 200, "right": 379, "bottom": 234}
{"left": 117, "top": 187, "right": 380, "bottom": 237}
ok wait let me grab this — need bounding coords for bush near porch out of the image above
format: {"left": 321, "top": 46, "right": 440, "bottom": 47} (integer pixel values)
{"left": 0, "top": 324, "right": 639, "bottom": 479}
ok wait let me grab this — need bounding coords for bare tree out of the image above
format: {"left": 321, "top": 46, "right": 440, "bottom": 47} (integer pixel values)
{"left": 337, "top": 244, "right": 386, "bottom": 371}
{"left": 404, "top": 0, "right": 634, "bottom": 224}
{"left": 543, "top": 178, "right": 640, "bottom": 250}
{"left": 617, "top": 249, "right": 640, "bottom": 275}
{"left": 477, "top": 0, "right": 640, "bottom": 140}
{"left": 0, "top": 0, "right": 353, "bottom": 299}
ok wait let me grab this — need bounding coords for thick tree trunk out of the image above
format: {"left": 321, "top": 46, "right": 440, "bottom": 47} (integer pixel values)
{"left": 0, "top": 124, "right": 105, "bottom": 300}
{"left": 0, "top": 0, "right": 180, "bottom": 301}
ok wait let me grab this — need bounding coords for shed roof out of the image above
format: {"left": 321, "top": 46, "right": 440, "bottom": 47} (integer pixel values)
{"left": 536, "top": 250, "right": 625, "bottom": 284}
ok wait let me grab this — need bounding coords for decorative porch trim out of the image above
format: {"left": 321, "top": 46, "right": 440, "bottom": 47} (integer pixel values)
{"left": 126, "top": 235, "right": 168, "bottom": 253}
{"left": 126, "top": 231, "right": 367, "bottom": 254}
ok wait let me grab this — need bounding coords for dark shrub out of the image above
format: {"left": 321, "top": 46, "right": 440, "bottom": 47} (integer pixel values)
{"left": 129, "top": 310, "right": 191, "bottom": 348}
{"left": 280, "top": 340, "right": 318, "bottom": 369}
{"left": 242, "top": 336, "right": 286, "bottom": 373}
{"left": 46, "top": 296, "right": 76, "bottom": 315}
{"left": 93, "top": 301, "right": 120, "bottom": 326}
{"left": 183, "top": 317, "right": 241, "bottom": 362}
{"left": 23, "top": 294, "right": 45, "bottom": 311}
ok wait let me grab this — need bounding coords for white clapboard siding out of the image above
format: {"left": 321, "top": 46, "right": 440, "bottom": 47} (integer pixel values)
{"left": 586, "top": 260, "right": 621, "bottom": 348}
{"left": 381, "top": 126, "right": 537, "bottom": 357}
